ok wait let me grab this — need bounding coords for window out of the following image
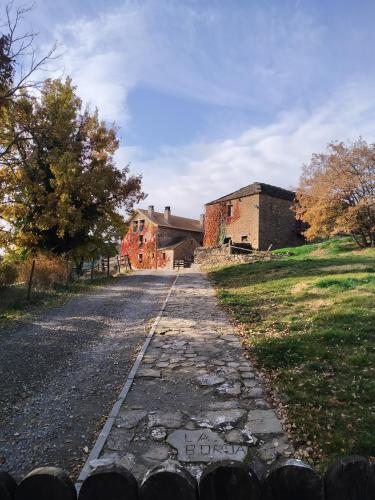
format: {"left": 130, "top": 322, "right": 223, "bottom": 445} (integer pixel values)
{"left": 227, "top": 204, "right": 233, "bottom": 217}
{"left": 241, "top": 235, "right": 248, "bottom": 242}
{"left": 139, "top": 219, "right": 145, "bottom": 231}
{"left": 162, "top": 252, "right": 166, "bottom": 260}
{"left": 133, "top": 221, "right": 138, "bottom": 232}
{"left": 138, "top": 254, "right": 143, "bottom": 263}
{"left": 139, "top": 235, "right": 144, "bottom": 247}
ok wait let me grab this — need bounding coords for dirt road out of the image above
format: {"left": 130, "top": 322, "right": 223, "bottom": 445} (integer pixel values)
{"left": 0, "top": 271, "right": 175, "bottom": 479}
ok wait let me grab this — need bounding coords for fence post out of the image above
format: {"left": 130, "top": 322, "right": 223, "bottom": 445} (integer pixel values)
{"left": 262, "top": 458, "right": 323, "bottom": 500}
{"left": 78, "top": 465, "right": 138, "bottom": 500}
{"left": 140, "top": 461, "right": 197, "bottom": 500}
{"left": 15, "top": 467, "right": 76, "bottom": 500}
{"left": 324, "top": 455, "right": 375, "bottom": 500}
{"left": 199, "top": 460, "right": 262, "bottom": 500}
{"left": 0, "top": 472, "right": 17, "bottom": 500}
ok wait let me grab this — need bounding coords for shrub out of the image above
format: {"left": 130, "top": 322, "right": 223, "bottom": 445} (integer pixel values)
{"left": 18, "top": 255, "right": 67, "bottom": 289}
{"left": 0, "top": 262, "right": 18, "bottom": 288}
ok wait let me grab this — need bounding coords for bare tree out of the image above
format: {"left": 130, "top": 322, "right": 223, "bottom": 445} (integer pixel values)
{"left": 0, "top": 1, "right": 56, "bottom": 107}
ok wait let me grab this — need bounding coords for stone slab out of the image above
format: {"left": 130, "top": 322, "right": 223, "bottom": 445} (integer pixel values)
{"left": 244, "top": 410, "right": 283, "bottom": 434}
{"left": 167, "top": 429, "right": 247, "bottom": 462}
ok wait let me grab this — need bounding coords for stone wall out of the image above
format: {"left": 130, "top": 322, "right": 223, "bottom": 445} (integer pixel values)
{"left": 221, "top": 194, "right": 260, "bottom": 249}
{"left": 194, "top": 244, "right": 282, "bottom": 268}
{"left": 258, "top": 194, "right": 303, "bottom": 249}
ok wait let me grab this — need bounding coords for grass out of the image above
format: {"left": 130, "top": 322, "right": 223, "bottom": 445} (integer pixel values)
{"left": 0, "top": 275, "right": 120, "bottom": 328}
{"left": 209, "top": 237, "right": 375, "bottom": 469}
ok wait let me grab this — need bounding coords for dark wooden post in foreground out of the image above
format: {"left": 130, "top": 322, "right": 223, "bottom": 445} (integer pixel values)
{"left": 15, "top": 467, "right": 76, "bottom": 500}
{"left": 0, "top": 472, "right": 17, "bottom": 500}
{"left": 78, "top": 465, "right": 138, "bottom": 500}
{"left": 324, "top": 455, "right": 375, "bottom": 500}
{"left": 262, "top": 458, "right": 323, "bottom": 500}
{"left": 199, "top": 461, "right": 262, "bottom": 500}
{"left": 140, "top": 462, "right": 198, "bottom": 500}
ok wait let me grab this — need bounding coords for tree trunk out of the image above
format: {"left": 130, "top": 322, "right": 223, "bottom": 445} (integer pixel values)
{"left": 90, "top": 258, "right": 95, "bottom": 281}
{"left": 26, "top": 259, "right": 35, "bottom": 301}
{"left": 107, "top": 256, "right": 110, "bottom": 277}
{"left": 65, "top": 258, "right": 69, "bottom": 287}
{"left": 116, "top": 255, "right": 121, "bottom": 274}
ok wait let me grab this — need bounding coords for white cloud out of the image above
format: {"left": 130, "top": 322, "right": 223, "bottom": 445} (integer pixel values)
{"left": 50, "top": 0, "right": 326, "bottom": 123}
{"left": 122, "top": 81, "right": 375, "bottom": 218}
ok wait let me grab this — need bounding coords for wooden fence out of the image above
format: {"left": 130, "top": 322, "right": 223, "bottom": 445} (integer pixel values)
{"left": 0, "top": 455, "right": 374, "bottom": 499}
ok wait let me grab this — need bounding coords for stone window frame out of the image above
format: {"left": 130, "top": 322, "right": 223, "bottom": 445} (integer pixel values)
{"left": 138, "top": 253, "right": 143, "bottom": 263}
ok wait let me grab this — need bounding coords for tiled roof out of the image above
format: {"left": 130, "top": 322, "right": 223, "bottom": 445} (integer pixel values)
{"left": 137, "top": 209, "right": 203, "bottom": 233}
{"left": 206, "top": 182, "right": 295, "bottom": 205}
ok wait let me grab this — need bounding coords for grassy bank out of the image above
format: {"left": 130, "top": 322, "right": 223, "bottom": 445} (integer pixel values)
{"left": 210, "top": 238, "right": 375, "bottom": 469}
{"left": 0, "top": 275, "right": 121, "bottom": 328}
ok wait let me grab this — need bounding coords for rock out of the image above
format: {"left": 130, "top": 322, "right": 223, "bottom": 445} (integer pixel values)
{"left": 136, "top": 368, "right": 161, "bottom": 378}
{"left": 244, "top": 410, "right": 283, "bottom": 435}
{"left": 196, "top": 374, "right": 225, "bottom": 386}
{"left": 116, "top": 409, "right": 147, "bottom": 429}
{"left": 148, "top": 411, "right": 183, "bottom": 429}
{"left": 167, "top": 429, "right": 247, "bottom": 462}
{"left": 150, "top": 427, "right": 167, "bottom": 442}
{"left": 155, "top": 362, "right": 169, "bottom": 368}
{"left": 258, "top": 436, "right": 291, "bottom": 462}
{"left": 241, "top": 372, "right": 255, "bottom": 379}
{"left": 225, "top": 429, "right": 243, "bottom": 443}
{"left": 89, "top": 457, "right": 115, "bottom": 468}
{"left": 243, "top": 379, "right": 258, "bottom": 388}
{"left": 217, "top": 382, "right": 242, "bottom": 396}
{"left": 243, "top": 387, "right": 263, "bottom": 398}
{"left": 193, "top": 409, "right": 247, "bottom": 430}
{"left": 255, "top": 399, "right": 270, "bottom": 409}
{"left": 142, "top": 444, "right": 170, "bottom": 463}
{"left": 208, "top": 401, "right": 241, "bottom": 410}
{"left": 107, "top": 429, "right": 134, "bottom": 451}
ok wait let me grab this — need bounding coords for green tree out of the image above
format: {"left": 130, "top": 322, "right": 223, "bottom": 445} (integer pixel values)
{"left": 0, "top": 78, "right": 145, "bottom": 269}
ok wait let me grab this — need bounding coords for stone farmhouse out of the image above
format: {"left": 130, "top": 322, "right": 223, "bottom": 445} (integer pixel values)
{"left": 121, "top": 206, "right": 203, "bottom": 269}
{"left": 203, "top": 182, "right": 303, "bottom": 250}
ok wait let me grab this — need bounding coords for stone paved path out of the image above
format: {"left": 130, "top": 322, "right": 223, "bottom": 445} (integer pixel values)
{"left": 88, "top": 271, "right": 292, "bottom": 480}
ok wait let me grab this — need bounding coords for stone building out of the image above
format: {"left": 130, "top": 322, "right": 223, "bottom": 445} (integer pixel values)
{"left": 204, "top": 182, "right": 304, "bottom": 250}
{"left": 121, "top": 206, "right": 203, "bottom": 269}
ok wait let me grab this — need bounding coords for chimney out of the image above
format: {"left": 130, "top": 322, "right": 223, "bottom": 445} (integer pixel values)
{"left": 200, "top": 214, "right": 205, "bottom": 228}
{"left": 148, "top": 205, "right": 154, "bottom": 216}
{"left": 164, "top": 206, "right": 171, "bottom": 221}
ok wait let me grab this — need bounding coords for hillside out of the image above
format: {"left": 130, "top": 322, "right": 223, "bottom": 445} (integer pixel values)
{"left": 210, "top": 238, "right": 375, "bottom": 469}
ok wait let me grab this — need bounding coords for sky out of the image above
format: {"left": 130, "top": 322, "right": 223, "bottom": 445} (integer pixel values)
{"left": 14, "top": 0, "right": 375, "bottom": 217}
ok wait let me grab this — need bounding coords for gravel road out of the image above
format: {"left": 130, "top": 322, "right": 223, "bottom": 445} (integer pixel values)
{"left": 0, "top": 271, "right": 175, "bottom": 480}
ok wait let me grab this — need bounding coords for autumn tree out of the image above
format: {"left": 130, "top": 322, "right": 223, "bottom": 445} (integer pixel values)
{"left": 0, "top": 78, "right": 145, "bottom": 271}
{"left": 296, "top": 139, "right": 375, "bottom": 247}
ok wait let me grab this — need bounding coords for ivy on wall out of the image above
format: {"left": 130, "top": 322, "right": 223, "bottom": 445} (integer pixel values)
{"left": 203, "top": 199, "right": 241, "bottom": 247}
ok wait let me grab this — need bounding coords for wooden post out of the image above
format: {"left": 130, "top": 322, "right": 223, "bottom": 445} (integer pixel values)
{"left": 16, "top": 467, "right": 76, "bottom": 500}
{"left": 0, "top": 471, "right": 17, "bottom": 500}
{"left": 140, "top": 462, "right": 198, "bottom": 500}
{"left": 26, "top": 259, "right": 35, "bottom": 301}
{"left": 199, "top": 461, "right": 262, "bottom": 500}
{"left": 78, "top": 465, "right": 138, "bottom": 500}
{"left": 107, "top": 256, "right": 110, "bottom": 277}
{"left": 262, "top": 458, "right": 323, "bottom": 500}
{"left": 116, "top": 255, "right": 121, "bottom": 274}
{"left": 325, "top": 456, "right": 375, "bottom": 500}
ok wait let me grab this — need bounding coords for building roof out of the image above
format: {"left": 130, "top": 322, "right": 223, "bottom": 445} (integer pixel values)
{"left": 206, "top": 182, "right": 295, "bottom": 205}
{"left": 158, "top": 236, "right": 193, "bottom": 251}
{"left": 137, "top": 209, "right": 203, "bottom": 233}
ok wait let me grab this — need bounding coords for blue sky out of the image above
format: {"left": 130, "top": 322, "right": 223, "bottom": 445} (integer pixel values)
{"left": 20, "top": 0, "right": 375, "bottom": 216}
